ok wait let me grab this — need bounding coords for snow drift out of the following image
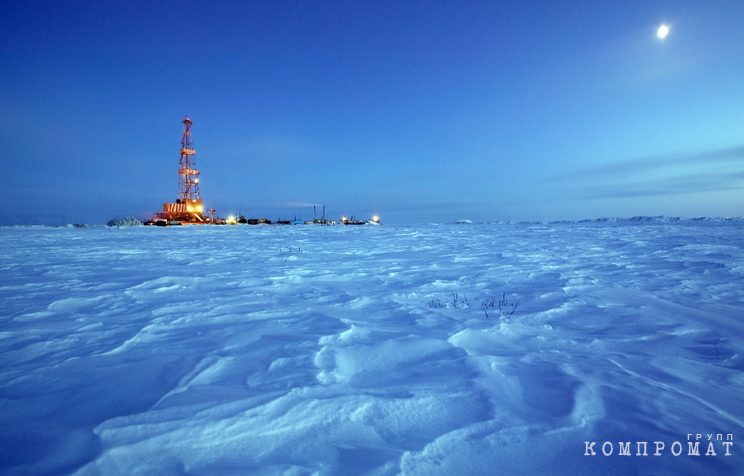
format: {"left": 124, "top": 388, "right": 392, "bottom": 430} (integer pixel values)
{"left": 0, "top": 222, "right": 742, "bottom": 475}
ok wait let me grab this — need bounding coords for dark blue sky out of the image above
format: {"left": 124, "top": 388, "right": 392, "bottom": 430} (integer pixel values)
{"left": 2, "top": 0, "right": 743, "bottom": 224}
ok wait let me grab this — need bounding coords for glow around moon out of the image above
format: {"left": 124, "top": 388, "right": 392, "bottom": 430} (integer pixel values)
{"left": 657, "top": 24, "right": 669, "bottom": 39}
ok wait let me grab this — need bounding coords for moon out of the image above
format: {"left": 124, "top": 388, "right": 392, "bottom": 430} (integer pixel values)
{"left": 657, "top": 24, "right": 669, "bottom": 39}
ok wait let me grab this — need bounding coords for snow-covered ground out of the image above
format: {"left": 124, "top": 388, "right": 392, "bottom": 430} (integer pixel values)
{"left": 1, "top": 223, "right": 742, "bottom": 475}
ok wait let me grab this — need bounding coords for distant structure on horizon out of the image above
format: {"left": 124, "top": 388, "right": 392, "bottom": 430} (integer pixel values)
{"left": 155, "top": 116, "right": 214, "bottom": 223}
{"left": 146, "top": 116, "right": 379, "bottom": 226}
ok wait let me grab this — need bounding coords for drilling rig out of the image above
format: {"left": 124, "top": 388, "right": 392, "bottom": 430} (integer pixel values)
{"left": 156, "top": 116, "right": 213, "bottom": 223}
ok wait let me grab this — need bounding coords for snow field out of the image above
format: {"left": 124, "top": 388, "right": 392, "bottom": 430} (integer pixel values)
{"left": 0, "top": 223, "right": 742, "bottom": 475}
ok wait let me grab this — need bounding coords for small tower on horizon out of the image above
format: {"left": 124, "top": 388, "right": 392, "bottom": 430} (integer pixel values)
{"left": 158, "top": 115, "right": 207, "bottom": 222}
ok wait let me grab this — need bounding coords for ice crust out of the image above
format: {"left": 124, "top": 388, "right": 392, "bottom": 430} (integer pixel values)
{"left": 0, "top": 223, "right": 742, "bottom": 475}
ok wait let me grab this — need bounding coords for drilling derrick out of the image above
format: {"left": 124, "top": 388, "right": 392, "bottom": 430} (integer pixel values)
{"left": 159, "top": 116, "right": 207, "bottom": 222}
{"left": 178, "top": 116, "right": 202, "bottom": 213}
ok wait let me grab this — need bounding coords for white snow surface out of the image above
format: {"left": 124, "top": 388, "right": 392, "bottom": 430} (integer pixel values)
{"left": 1, "top": 223, "right": 742, "bottom": 475}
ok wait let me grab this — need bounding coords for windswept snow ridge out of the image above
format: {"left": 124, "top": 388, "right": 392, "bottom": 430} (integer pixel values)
{"left": 0, "top": 223, "right": 742, "bottom": 475}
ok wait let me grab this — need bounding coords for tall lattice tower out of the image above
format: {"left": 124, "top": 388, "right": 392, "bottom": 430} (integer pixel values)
{"left": 178, "top": 116, "right": 202, "bottom": 209}
{"left": 160, "top": 115, "right": 206, "bottom": 221}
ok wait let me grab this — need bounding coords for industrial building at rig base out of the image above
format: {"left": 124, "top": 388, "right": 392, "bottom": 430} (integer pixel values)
{"left": 147, "top": 116, "right": 379, "bottom": 226}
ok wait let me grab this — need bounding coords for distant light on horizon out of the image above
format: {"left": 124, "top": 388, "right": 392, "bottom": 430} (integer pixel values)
{"left": 657, "top": 24, "right": 670, "bottom": 39}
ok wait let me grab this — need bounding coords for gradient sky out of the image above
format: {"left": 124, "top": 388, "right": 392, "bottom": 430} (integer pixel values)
{"left": 2, "top": 0, "right": 743, "bottom": 225}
